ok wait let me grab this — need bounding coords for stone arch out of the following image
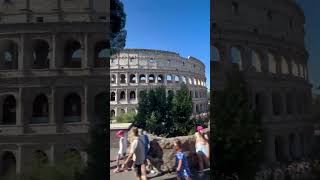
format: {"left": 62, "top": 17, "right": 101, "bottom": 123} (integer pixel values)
{"left": 119, "top": 91, "right": 126, "bottom": 100}
{"left": 94, "top": 40, "right": 108, "bottom": 67}
{"left": 196, "top": 104, "right": 199, "bottom": 113}
{"left": 64, "top": 93, "right": 81, "bottom": 123}
{"left": 0, "top": 39, "right": 18, "bottom": 70}
{"left": 129, "top": 91, "right": 136, "bottom": 100}
{"left": 251, "top": 49, "right": 262, "bottom": 72}
{"left": 182, "top": 76, "right": 187, "bottom": 84}
{"left": 64, "top": 39, "right": 82, "bottom": 68}
{"left": 129, "top": 74, "right": 136, "bottom": 83}
{"left": 189, "top": 91, "right": 193, "bottom": 98}
{"left": 32, "top": 39, "right": 50, "bottom": 69}
{"left": 268, "top": 52, "right": 277, "bottom": 74}
{"left": 291, "top": 60, "right": 298, "bottom": 76}
{"left": 2, "top": 95, "right": 16, "bottom": 125}
{"left": 94, "top": 92, "right": 107, "bottom": 120}
{"left": 110, "top": 92, "right": 116, "bottom": 101}
{"left": 175, "top": 75, "right": 180, "bottom": 83}
{"left": 111, "top": 74, "right": 116, "bottom": 84}
{"left": 120, "top": 74, "right": 126, "bottom": 84}
{"left": 230, "top": 46, "right": 242, "bottom": 70}
{"left": 281, "top": 56, "right": 289, "bottom": 74}
{"left": 110, "top": 109, "right": 116, "bottom": 119}
{"left": 272, "top": 92, "right": 283, "bottom": 116}
{"left": 32, "top": 150, "right": 49, "bottom": 165}
{"left": 166, "top": 74, "right": 173, "bottom": 83}
{"left": 0, "top": 151, "right": 16, "bottom": 178}
{"left": 157, "top": 74, "right": 164, "bottom": 83}
{"left": 31, "top": 94, "right": 49, "bottom": 124}
{"left": 212, "top": 46, "right": 220, "bottom": 61}
{"left": 139, "top": 74, "right": 146, "bottom": 83}
{"left": 148, "top": 74, "right": 155, "bottom": 83}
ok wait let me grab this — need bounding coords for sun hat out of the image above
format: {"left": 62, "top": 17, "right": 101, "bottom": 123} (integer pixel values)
{"left": 197, "top": 125, "right": 205, "bottom": 133}
{"left": 116, "top": 130, "right": 124, "bottom": 137}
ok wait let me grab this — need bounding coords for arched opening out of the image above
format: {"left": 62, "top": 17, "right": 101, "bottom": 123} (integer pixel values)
{"left": 120, "top": 109, "right": 125, "bottom": 114}
{"left": 230, "top": 47, "right": 242, "bottom": 70}
{"left": 129, "top": 74, "right": 136, "bottom": 83}
{"left": 281, "top": 57, "right": 289, "bottom": 74}
{"left": 291, "top": 61, "right": 298, "bottom": 76}
{"left": 94, "top": 40, "right": 108, "bottom": 67}
{"left": 32, "top": 40, "right": 50, "bottom": 69}
{"left": 289, "top": 133, "right": 297, "bottom": 160}
{"left": 111, "top": 74, "right": 116, "bottom": 84}
{"left": 0, "top": 40, "right": 18, "bottom": 70}
{"left": 139, "top": 74, "right": 146, "bottom": 83}
{"left": 110, "top": 110, "right": 115, "bottom": 120}
{"left": 189, "top": 91, "right": 193, "bottom": 98}
{"left": 120, "top": 91, "right": 126, "bottom": 100}
{"left": 129, "top": 91, "right": 136, "bottom": 100}
{"left": 33, "top": 150, "right": 49, "bottom": 165}
{"left": 212, "top": 46, "right": 220, "bottom": 61}
{"left": 268, "top": 52, "right": 276, "bottom": 74}
{"left": 0, "top": 151, "right": 16, "bottom": 178}
{"left": 272, "top": 92, "right": 283, "bottom": 116}
{"left": 64, "top": 93, "right": 81, "bottom": 123}
{"left": 2, "top": 95, "right": 16, "bottom": 125}
{"left": 175, "top": 75, "right": 180, "bottom": 83}
{"left": 111, "top": 92, "right": 116, "bottom": 101}
{"left": 196, "top": 104, "right": 199, "bottom": 113}
{"left": 286, "top": 92, "right": 294, "bottom": 114}
{"left": 166, "top": 74, "right": 172, "bottom": 83}
{"left": 120, "top": 74, "right": 126, "bottom": 84}
{"left": 182, "top": 76, "right": 186, "bottom": 84}
{"left": 148, "top": 74, "right": 155, "bottom": 83}
{"left": 275, "top": 136, "right": 285, "bottom": 161}
{"left": 157, "top": 74, "right": 164, "bottom": 83}
{"left": 95, "top": 92, "right": 107, "bottom": 120}
{"left": 31, "top": 94, "right": 49, "bottom": 124}
{"left": 251, "top": 50, "right": 262, "bottom": 72}
{"left": 255, "top": 93, "right": 265, "bottom": 115}
{"left": 64, "top": 40, "right": 82, "bottom": 68}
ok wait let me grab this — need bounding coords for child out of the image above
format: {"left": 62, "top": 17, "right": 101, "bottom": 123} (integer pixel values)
{"left": 174, "top": 139, "right": 192, "bottom": 180}
{"left": 113, "top": 130, "right": 127, "bottom": 173}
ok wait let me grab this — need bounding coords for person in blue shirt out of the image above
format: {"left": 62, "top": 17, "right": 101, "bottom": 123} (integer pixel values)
{"left": 174, "top": 139, "right": 191, "bottom": 180}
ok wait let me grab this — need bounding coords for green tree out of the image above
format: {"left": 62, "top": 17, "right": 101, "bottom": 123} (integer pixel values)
{"left": 134, "top": 90, "right": 149, "bottom": 128}
{"left": 110, "top": 0, "right": 127, "bottom": 55}
{"left": 116, "top": 111, "right": 136, "bottom": 123}
{"left": 212, "top": 71, "right": 263, "bottom": 180}
{"left": 171, "top": 84, "right": 193, "bottom": 136}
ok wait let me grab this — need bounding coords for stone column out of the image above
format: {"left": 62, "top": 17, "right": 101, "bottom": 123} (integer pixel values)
{"left": 82, "top": 33, "right": 93, "bottom": 69}
{"left": 50, "top": 33, "right": 63, "bottom": 69}
{"left": 16, "top": 145, "right": 22, "bottom": 175}
{"left": 16, "top": 88, "right": 24, "bottom": 126}
{"left": 49, "top": 88, "right": 56, "bottom": 125}
{"left": 18, "top": 34, "right": 32, "bottom": 71}
{"left": 82, "top": 86, "right": 89, "bottom": 123}
{"left": 49, "top": 145, "right": 55, "bottom": 165}
{"left": 164, "top": 74, "right": 167, "bottom": 85}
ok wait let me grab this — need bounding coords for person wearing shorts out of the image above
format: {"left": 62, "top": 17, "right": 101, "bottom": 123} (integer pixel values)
{"left": 174, "top": 139, "right": 191, "bottom": 180}
{"left": 113, "top": 130, "right": 127, "bottom": 173}
{"left": 122, "top": 127, "right": 147, "bottom": 180}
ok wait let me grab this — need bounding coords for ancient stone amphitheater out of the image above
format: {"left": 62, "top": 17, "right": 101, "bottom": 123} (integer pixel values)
{"left": 211, "top": 0, "right": 315, "bottom": 164}
{"left": 0, "top": 0, "right": 108, "bottom": 177}
{"left": 110, "top": 49, "right": 208, "bottom": 120}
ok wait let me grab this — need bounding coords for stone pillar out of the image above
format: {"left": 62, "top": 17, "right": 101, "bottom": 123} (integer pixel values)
{"left": 82, "top": 33, "right": 94, "bottom": 69}
{"left": 16, "top": 88, "right": 24, "bottom": 126}
{"left": 281, "top": 92, "right": 287, "bottom": 116}
{"left": 18, "top": 34, "right": 32, "bottom": 71}
{"left": 16, "top": 145, "right": 22, "bottom": 175}
{"left": 164, "top": 74, "right": 167, "bottom": 85}
{"left": 49, "top": 145, "right": 55, "bottom": 165}
{"left": 82, "top": 86, "right": 89, "bottom": 123}
{"left": 0, "top": 97, "right": 3, "bottom": 124}
{"left": 50, "top": 33, "right": 63, "bottom": 69}
{"left": 49, "top": 88, "right": 56, "bottom": 125}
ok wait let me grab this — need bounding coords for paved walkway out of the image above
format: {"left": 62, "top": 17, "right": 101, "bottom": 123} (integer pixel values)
{"left": 110, "top": 148, "right": 210, "bottom": 180}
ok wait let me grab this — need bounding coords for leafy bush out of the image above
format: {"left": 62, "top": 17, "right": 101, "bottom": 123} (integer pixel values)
{"left": 116, "top": 111, "right": 136, "bottom": 123}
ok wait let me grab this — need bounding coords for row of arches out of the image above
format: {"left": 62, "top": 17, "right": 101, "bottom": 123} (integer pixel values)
{"left": 254, "top": 91, "right": 310, "bottom": 116}
{"left": 0, "top": 92, "right": 107, "bottom": 125}
{"left": 0, "top": 148, "right": 82, "bottom": 177}
{"left": 110, "top": 89, "right": 207, "bottom": 102}
{"left": 212, "top": 46, "right": 307, "bottom": 79}
{"left": 111, "top": 73, "right": 206, "bottom": 87}
{"left": 274, "top": 133, "right": 305, "bottom": 162}
{"left": 0, "top": 39, "right": 108, "bottom": 70}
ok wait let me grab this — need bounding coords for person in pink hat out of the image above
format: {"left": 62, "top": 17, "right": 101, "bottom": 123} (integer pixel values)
{"left": 197, "top": 125, "right": 209, "bottom": 141}
{"left": 113, "top": 130, "right": 127, "bottom": 173}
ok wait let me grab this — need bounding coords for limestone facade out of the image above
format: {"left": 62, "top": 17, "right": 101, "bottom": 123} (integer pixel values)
{"left": 0, "top": 0, "right": 108, "bottom": 177}
{"left": 211, "top": 0, "right": 314, "bottom": 164}
{"left": 110, "top": 49, "right": 208, "bottom": 119}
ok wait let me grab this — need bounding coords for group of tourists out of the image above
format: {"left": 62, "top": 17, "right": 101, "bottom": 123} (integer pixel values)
{"left": 112, "top": 125, "right": 210, "bottom": 180}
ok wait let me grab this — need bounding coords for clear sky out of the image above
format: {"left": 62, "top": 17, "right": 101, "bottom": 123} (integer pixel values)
{"left": 122, "top": 0, "right": 210, "bottom": 89}
{"left": 296, "top": 0, "right": 320, "bottom": 94}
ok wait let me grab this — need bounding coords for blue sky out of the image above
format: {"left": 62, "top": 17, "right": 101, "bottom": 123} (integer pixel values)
{"left": 122, "top": 0, "right": 210, "bottom": 89}
{"left": 296, "top": 0, "right": 320, "bottom": 94}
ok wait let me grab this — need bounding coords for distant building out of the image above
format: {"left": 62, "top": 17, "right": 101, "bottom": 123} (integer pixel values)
{"left": 110, "top": 49, "right": 208, "bottom": 120}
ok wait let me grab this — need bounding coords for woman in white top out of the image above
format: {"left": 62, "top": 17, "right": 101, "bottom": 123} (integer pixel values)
{"left": 113, "top": 130, "right": 127, "bottom": 173}
{"left": 195, "top": 132, "right": 210, "bottom": 175}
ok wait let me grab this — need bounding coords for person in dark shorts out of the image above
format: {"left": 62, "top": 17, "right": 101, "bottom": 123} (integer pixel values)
{"left": 122, "top": 127, "right": 147, "bottom": 180}
{"left": 174, "top": 139, "right": 191, "bottom": 180}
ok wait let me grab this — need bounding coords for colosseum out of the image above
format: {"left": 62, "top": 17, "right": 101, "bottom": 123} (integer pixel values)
{"left": 110, "top": 49, "right": 208, "bottom": 120}
{"left": 0, "top": 0, "right": 108, "bottom": 177}
{"left": 212, "top": 0, "right": 315, "bottom": 164}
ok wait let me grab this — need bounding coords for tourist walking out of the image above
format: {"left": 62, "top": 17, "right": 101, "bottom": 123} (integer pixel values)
{"left": 113, "top": 130, "right": 127, "bottom": 173}
{"left": 195, "top": 132, "right": 210, "bottom": 175}
{"left": 174, "top": 139, "right": 192, "bottom": 180}
{"left": 122, "top": 127, "right": 148, "bottom": 180}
